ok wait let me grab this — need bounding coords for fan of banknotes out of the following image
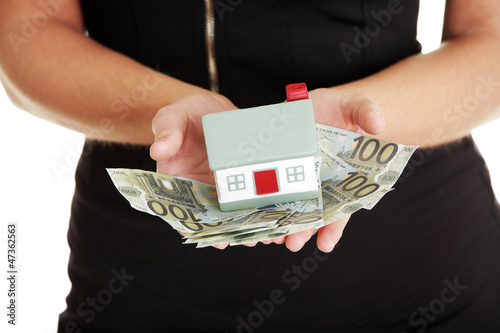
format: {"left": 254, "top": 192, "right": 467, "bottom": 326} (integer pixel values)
{"left": 107, "top": 124, "right": 417, "bottom": 247}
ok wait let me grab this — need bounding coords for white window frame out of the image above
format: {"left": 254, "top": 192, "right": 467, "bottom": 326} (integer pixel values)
{"left": 227, "top": 174, "right": 246, "bottom": 191}
{"left": 286, "top": 166, "right": 305, "bottom": 183}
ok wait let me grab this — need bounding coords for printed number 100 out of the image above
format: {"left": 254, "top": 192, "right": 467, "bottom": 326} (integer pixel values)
{"left": 336, "top": 172, "right": 379, "bottom": 198}
{"left": 350, "top": 137, "right": 398, "bottom": 165}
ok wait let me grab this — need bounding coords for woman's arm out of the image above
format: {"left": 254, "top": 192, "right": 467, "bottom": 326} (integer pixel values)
{"left": 0, "top": 0, "right": 216, "bottom": 145}
{"left": 335, "top": 0, "right": 500, "bottom": 147}
{"left": 150, "top": 0, "right": 500, "bottom": 252}
{"left": 279, "top": 0, "right": 500, "bottom": 252}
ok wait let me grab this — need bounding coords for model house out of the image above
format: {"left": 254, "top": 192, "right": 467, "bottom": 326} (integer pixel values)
{"left": 202, "top": 83, "right": 319, "bottom": 211}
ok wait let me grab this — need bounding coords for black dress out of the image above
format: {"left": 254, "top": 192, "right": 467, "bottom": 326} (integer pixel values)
{"left": 58, "top": 1, "right": 500, "bottom": 332}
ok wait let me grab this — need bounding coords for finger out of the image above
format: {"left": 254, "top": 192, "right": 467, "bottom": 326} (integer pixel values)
{"left": 271, "top": 236, "right": 286, "bottom": 244}
{"left": 341, "top": 92, "right": 385, "bottom": 135}
{"left": 150, "top": 107, "right": 187, "bottom": 161}
{"left": 150, "top": 133, "right": 184, "bottom": 162}
{"left": 285, "top": 228, "right": 318, "bottom": 252}
{"left": 243, "top": 242, "right": 258, "bottom": 247}
{"left": 212, "top": 242, "right": 230, "bottom": 250}
{"left": 316, "top": 215, "right": 350, "bottom": 253}
{"left": 261, "top": 235, "right": 286, "bottom": 245}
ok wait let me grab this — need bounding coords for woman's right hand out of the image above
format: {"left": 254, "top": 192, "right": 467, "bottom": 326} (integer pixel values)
{"left": 150, "top": 92, "right": 237, "bottom": 184}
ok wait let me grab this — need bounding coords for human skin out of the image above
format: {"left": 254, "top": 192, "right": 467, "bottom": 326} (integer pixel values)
{"left": 1, "top": 0, "right": 499, "bottom": 252}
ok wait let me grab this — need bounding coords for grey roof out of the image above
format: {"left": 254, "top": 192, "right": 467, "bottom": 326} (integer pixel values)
{"left": 202, "top": 99, "right": 318, "bottom": 170}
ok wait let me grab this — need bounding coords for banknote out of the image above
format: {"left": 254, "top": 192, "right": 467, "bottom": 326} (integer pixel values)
{"left": 107, "top": 168, "right": 258, "bottom": 225}
{"left": 316, "top": 124, "right": 418, "bottom": 186}
{"left": 199, "top": 148, "right": 401, "bottom": 246}
{"left": 318, "top": 146, "right": 358, "bottom": 182}
{"left": 224, "top": 185, "right": 393, "bottom": 246}
{"left": 192, "top": 200, "right": 318, "bottom": 247}
{"left": 190, "top": 149, "right": 393, "bottom": 247}
{"left": 184, "top": 158, "right": 325, "bottom": 246}
{"left": 183, "top": 203, "right": 301, "bottom": 244}
{"left": 108, "top": 168, "right": 324, "bottom": 245}
{"left": 107, "top": 124, "right": 417, "bottom": 247}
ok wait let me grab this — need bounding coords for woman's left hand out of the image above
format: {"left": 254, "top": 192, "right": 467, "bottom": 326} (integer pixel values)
{"left": 262, "top": 88, "right": 385, "bottom": 253}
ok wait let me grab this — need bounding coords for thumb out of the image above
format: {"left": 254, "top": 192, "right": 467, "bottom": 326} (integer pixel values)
{"left": 150, "top": 106, "right": 187, "bottom": 162}
{"left": 343, "top": 93, "right": 385, "bottom": 135}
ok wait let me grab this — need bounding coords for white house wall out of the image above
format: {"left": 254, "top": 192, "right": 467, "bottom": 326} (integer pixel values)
{"left": 215, "top": 156, "right": 317, "bottom": 204}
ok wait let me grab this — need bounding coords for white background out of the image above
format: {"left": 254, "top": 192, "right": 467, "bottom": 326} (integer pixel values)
{"left": 0, "top": 1, "right": 499, "bottom": 332}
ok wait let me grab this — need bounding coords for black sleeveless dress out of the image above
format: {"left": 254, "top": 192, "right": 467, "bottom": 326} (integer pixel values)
{"left": 58, "top": 1, "right": 500, "bottom": 332}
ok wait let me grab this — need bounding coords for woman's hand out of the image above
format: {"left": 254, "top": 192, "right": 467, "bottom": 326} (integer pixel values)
{"left": 310, "top": 88, "right": 385, "bottom": 135}
{"left": 150, "top": 88, "right": 385, "bottom": 253}
{"left": 150, "top": 93, "right": 237, "bottom": 184}
{"left": 150, "top": 93, "right": 248, "bottom": 249}
{"left": 263, "top": 88, "right": 385, "bottom": 253}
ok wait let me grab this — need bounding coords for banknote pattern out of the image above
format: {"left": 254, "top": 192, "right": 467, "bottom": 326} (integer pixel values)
{"left": 107, "top": 124, "right": 417, "bottom": 247}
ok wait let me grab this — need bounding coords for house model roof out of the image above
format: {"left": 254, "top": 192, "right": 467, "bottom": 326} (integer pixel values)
{"left": 202, "top": 99, "right": 318, "bottom": 171}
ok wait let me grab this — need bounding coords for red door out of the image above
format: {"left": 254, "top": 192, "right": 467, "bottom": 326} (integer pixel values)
{"left": 253, "top": 169, "right": 279, "bottom": 195}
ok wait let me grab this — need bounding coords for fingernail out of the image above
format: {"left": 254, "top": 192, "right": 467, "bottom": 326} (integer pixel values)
{"left": 151, "top": 137, "right": 166, "bottom": 150}
{"left": 370, "top": 104, "right": 384, "bottom": 118}
{"left": 155, "top": 137, "right": 167, "bottom": 143}
{"left": 370, "top": 108, "right": 385, "bottom": 132}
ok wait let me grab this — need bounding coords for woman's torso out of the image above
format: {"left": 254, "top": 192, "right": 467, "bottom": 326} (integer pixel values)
{"left": 59, "top": 1, "right": 500, "bottom": 332}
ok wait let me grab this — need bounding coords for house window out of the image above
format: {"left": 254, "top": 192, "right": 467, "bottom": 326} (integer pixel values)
{"left": 227, "top": 174, "right": 246, "bottom": 191}
{"left": 286, "top": 166, "right": 305, "bottom": 183}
